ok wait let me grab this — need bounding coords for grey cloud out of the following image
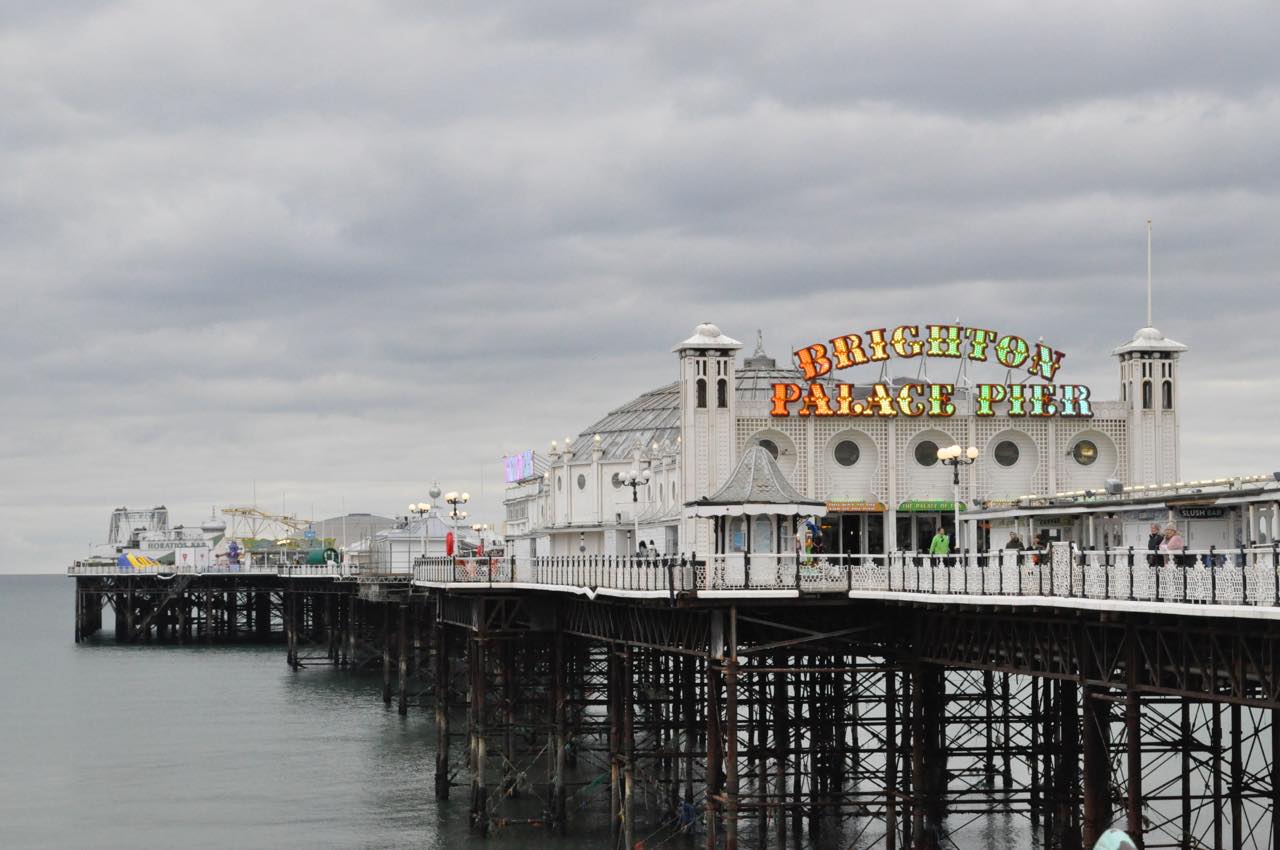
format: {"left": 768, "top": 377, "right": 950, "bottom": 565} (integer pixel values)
{"left": 3, "top": 1, "right": 1279, "bottom": 572}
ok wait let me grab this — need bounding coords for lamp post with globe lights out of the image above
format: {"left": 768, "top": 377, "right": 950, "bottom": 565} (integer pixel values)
{"left": 470, "top": 523, "right": 491, "bottom": 551}
{"left": 621, "top": 467, "right": 651, "bottom": 554}
{"left": 444, "top": 491, "right": 470, "bottom": 559}
{"left": 408, "top": 502, "right": 432, "bottom": 567}
{"left": 937, "top": 444, "right": 980, "bottom": 554}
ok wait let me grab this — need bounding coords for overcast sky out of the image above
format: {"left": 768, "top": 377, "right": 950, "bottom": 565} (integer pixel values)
{"left": 4, "top": 1, "right": 1279, "bottom": 572}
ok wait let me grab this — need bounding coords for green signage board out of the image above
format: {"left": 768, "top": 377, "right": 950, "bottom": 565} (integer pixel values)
{"left": 898, "top": 500, "right": 967, "bottom": 513}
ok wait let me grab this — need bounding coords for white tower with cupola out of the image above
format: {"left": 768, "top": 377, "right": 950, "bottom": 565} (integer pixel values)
{"left": 1113, "top": 326, "right": 1187, "bottom": 485}
{"left": 674, "top": 322, "right": 742, "bottom": 555}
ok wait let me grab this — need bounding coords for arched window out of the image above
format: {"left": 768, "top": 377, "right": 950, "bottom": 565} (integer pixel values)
{"left": 1142, "top": 380, "right": 1152, "bottom": 410}
{"left": 716, "top": 378, "right": 728, "bottom": 408}
{"left": 1162, "top": 380, "right": 1173, "bottom": 410}
{"left": 696, "top": 378, "right": 707, "bottom": 408}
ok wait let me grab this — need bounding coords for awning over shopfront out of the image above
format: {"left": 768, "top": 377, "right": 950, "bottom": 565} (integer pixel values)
{"left": 685, "top": 446, "right": 826, "bottom": 518}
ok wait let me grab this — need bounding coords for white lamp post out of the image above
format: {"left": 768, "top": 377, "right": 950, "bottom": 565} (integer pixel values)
{"left": 937, "top": 444, "right": 980, "bottom": 553}
{"left": 444, "top": 491, "right": 470, "bottom": 558}
{"left": 621, "top": 467, "right": 652, "bottom": 554}
{"left": 409, "top": 502, "right": 432, "bottom": 565}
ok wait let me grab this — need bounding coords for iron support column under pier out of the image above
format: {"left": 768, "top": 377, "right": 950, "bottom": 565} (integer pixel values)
{"left": 398, "top": 603, "right": 409, "bottom": 716}
{"left": 286, "top": 590, "right": 297, "bottom": 668}
{"left": 723, "top": 608, "right": 739, "bottom": 850}
{"left": 382, "top": 605, "right": 393, "bottom": 706}
{"left": 470, "top": 629, "right": 489, "bottom": 836}
{"left": 772, "top": 650, "right": 788, "bottom": 850}
{"left": 434, "top": 619, "right": 450, "bottom": 801}
{"left": 255, "top": 590, "right": 270, "bottom": 641}
{"left": 1125, "top": 685, "right": 1143, "bottom": 847}
{"left": 1273, "top": 705, "right": 1280, "bottom": 850}
{"left": 1081, "top": 684, "right": 1112, "bottom": 848}
{"left": 550, "top": 630, "right": 567, "bottom": 834}
{"left": 502, "top": 641, "right": 516, "bottom": 798}
{"left": 346, "top": 593, "right": 357, "bottom": 666}
{"left": 1231, "top": 699, "right": 1243, "bottom": 850}
{"left": 623, "top": 644, "right": 636, "bottom": 850}
{"left": 609, "top": 643, "right": 621, "bottom": 838}
{"left": 1056, "top": 679, "right": 1081, "bottom": 850}
{"left": 911, "top": 661, "right": 945, "bottom": 850}
{"left": 705, "top": 612, "right": 724, "bottom": 850}
{"left": 886, "top": 665, "right": 898, "bottom": 850}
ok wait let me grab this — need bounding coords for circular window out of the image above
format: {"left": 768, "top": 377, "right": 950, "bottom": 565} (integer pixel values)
{"left": 576, "top": 473, "right": 586, "bottom": 490}
{"left": 994, "top": 440, "right": 1020, "bottom": 467}
{"left": 914, "top": 440, "right": 939, "bottom": 467}
{"left": 611, "top": 472, "right": 622, "bottom": 489}
{"left": 1072, "top": 440, "right": 1098, "bottom": 466}
{"left": 834, "top": 440, "right": 860, "bottom": 467}
{"left": 758, "top": 438, "right": 780, "bottom": 460}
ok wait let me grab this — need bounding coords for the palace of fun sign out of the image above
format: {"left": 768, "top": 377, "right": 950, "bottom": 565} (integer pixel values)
{"left": 771, "top": 325, "right": 1093, "bottom": 419}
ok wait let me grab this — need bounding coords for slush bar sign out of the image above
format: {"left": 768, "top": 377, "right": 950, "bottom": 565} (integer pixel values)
{"left": 771, "top": 324, "right": 1093, "bottom": 419}
{"left": 504, "top": 450, "right": 536, "bottom": 483}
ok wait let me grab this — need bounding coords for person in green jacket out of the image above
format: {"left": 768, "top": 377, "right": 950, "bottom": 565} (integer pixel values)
{"left": 929, "top": 527, "right": 950, "bottom": 556}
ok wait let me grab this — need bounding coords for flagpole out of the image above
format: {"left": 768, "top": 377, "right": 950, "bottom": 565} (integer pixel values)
{"left": 1146, "top": 219, "right": 1153, "bottom": 326}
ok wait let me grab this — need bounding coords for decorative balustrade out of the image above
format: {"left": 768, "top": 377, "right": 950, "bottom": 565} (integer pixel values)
{"left": 414, "top": 556, "right": 513, "bottom": 584}
{"left": 68, "top": 558, "right": 287, "bottom": 576}
{"left": 79, "top": 545, "right": 1280, "bottom": 610}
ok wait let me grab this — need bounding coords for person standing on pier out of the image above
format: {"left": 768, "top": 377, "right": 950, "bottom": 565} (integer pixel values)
{"left": 929, "top": 526, "right": 950, "bottom": 558}
{"left": 931, "top": 524, "right": 952, "bottom": 570}
{"left": 1147, "top": 523, "right": 1164, "bottom": 567}
{"left": 1161, "top": 524, "right": 1187, "bottom": 567}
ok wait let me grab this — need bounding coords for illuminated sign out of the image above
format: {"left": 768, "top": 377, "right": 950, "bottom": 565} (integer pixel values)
{"left": 825, "top": 500, "right": 886, "bottom": 512}
{"left": 504, "top": 450, "right": 536, "bottom": 483}
{"left": 771, "top": 324, "right": 1093, "bottom": 419}
{"left": 899, "top": 500, "right": 967, "bottom": 512}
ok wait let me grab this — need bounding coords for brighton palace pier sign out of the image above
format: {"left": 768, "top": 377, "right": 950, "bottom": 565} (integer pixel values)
{"left": 771, "top": 324, "right": 1093, "bottom": 419}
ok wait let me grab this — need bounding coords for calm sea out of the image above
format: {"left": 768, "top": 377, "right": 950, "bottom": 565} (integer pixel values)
{"left": 1, "top": 576, "right": 1030, "bottom": 849}
{"left": 0, "top": 575, "right": 617, "bottom": 850}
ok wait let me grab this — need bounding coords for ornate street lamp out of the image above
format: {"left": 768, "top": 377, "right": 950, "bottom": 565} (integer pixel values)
{"left": 409, "top": 502, "right": 432, "bottom": 565}
{"left": 621, "top": 467, "right": 651, "bottom": 554}
{"left": 937, "top": 444, "right": 979, "bottom": 554}
{"left": 470, "top": 523, "right": 490, "bottom": 549}
{"left": 444, "top": 491, "right": 470, "bottom": 557}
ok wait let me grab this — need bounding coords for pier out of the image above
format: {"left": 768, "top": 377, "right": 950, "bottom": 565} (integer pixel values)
{"left": 70, "top": 548, "right": 1280, "bottom": 849}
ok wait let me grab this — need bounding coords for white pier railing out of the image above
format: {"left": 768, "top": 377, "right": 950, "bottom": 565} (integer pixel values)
{"left": 73, "top": 546, "right": 1280, "bottom": 611}
{"left": 405, "top": 546, "right": 1280, "bottom": 610}
{"left": 68, "top": 559, "right": 282, "bottom": 576}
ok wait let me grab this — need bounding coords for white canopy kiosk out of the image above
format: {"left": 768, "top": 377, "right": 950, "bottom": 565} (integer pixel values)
{"left": 685, "top": 446, "right": 827, "bottom": 587}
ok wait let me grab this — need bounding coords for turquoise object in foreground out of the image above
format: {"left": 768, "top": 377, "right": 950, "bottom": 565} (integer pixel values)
{"left": 1094, "top": 829, "right": 1138, "bottom": 850}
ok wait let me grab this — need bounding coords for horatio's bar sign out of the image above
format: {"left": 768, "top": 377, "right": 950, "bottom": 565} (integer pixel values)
{"left": 771, "top": 324, "right": 1093, "bottom": 419}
